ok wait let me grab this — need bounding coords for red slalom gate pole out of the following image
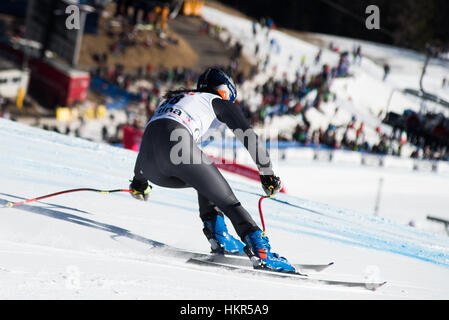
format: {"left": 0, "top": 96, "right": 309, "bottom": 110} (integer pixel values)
{"left": 5, "top": 188, "right": 133, "bottom": 208}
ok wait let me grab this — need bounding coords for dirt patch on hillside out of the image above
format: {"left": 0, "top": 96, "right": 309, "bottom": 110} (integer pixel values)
{"left": 78, "top": 3, "right": 198, "bottom": 72}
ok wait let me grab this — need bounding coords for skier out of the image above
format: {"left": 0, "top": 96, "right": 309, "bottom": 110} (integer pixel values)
{"left": 129, "top": 67, "right": 295, "bottom": 273}
{"left": 383, "top": 63, "right": 391, "bottom": 81}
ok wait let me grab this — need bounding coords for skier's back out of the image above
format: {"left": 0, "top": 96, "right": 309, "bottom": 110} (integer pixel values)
{"left": 129, "top": 67, "right": 295, "bottom": 273}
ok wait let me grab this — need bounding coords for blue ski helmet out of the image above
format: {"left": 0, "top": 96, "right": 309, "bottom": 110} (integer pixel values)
{"left": 197, "top": 67, "right": 237, "bottom": 102}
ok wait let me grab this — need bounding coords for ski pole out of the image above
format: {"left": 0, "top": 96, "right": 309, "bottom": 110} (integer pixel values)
{"left": 258, "top": 196, "right": 269, "bottom": 233}
{"left": 258, "top": 185, "right": 276, "bottom": 233}
{"left": 4, "top": 188, "right": 133, "bottom": 208}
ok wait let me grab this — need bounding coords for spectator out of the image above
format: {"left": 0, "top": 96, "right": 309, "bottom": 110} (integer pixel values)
{"left": 352, "top": 45, "right": 362, "bottom": 64}
{"left": 314, "top": 49, "right": 322, "bottom": 65}
{"left": 383, "top": 63, "right": 391, "bottom": 81}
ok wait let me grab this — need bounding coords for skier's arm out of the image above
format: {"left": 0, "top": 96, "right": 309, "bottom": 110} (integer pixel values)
{"left": 212, "top": 98, "right": 274, "bottom": 176}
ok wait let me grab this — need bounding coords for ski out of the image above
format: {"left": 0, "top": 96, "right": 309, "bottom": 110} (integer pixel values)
{"left": 188, "top": 253, "right": 334, "bottom": 272}
{"left": 187, "top": 258, "right": 387, "bottom": 291}
{"left": 151, "top": 245, "right": 334, "bottom": 273}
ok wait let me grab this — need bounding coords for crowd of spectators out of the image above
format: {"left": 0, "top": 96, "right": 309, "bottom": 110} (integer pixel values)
{"left": 289, "top": 118, "right": 408, "bottom": 158}
{"left": 276, "top": 106, "right": 449, "bottom": 162}
{"left": 231, "top": 36, "right": 448, "bottom": 162}
{"left": 238, "top": 49, "right": 350, "bottom": 127}
{"left": 384, "top": 110, "right": 449, "bottom": 161}
{"left": 113, "top": 0, "right": 177, "bottom": 31}
{"left": 91, "top": 58, "right": 250, "bottom": 122}
{"left": 89, "top": 2, "right": 180, "bottom": 81}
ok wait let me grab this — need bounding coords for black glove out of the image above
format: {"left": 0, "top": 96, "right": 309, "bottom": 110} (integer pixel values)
{"left": 260, "top": 174, "right": 282, "bottom": 197}
{"left": 129, "top": 177, "right": 152, "bottom": 201}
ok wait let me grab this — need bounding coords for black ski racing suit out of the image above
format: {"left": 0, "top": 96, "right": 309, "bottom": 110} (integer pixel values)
{"left": 133, "top": 97, "right": 274, "bottom": 239}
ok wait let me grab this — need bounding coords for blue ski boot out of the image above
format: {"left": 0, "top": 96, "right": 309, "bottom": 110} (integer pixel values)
{"left": 203, "top": 215, "right": 245, "bottom": 255}
{"left": 243, "top": 230, "right": 296, "bottom": 273}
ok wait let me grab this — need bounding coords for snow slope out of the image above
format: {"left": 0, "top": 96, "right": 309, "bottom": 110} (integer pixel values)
{"left": 313, "top": 33, "right": 449, "bottom": 105}
{"left": 1, "top": 118, "right": 449, "bottom": 299}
